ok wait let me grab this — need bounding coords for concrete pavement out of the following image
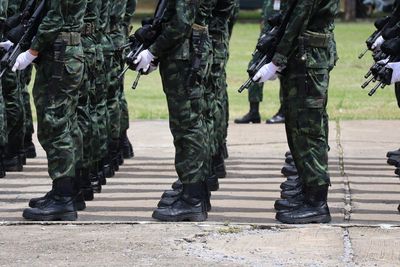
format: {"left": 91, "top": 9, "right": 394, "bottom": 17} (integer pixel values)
{"left": 0, "top": 120, "right": 399, "bottom": 266}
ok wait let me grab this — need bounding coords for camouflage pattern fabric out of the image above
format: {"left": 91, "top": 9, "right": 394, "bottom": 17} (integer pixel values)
{"left": 276, "top": 0, "right": 339, "bottom": 187}
{"left": 32, "top": 0, "right": 86, "bottom": 180}
{"left": 20, "top": 66, "right": 34, "bottom": 142}
{"left": 209, "top": 0, "right": 235, "bottom": 159}
{"left": 3, "top": 2, "right": 25, "bottom": 159}
{"left": 77, "top": 0, "right": 102, "bottom": 170}
{"left": 0, "top": 0, "right": 7, "bottom": 148}
{"left": 149, "top": 0, "right": 209, "bottom": 184}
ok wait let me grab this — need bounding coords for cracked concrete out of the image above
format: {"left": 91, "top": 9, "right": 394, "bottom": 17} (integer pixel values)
{"left": 0, "top": 120, "right": 399, "bottom": 266}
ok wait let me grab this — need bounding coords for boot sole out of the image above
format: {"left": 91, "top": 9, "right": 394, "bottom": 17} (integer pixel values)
{"left": 23, "top": 210, "right": 78, "bottom": 221}
{"left": 152, "top": 211, "right": 207, "bottom": 222}
{"left": 276, "top": 214, "right": 331, "bottom": 224}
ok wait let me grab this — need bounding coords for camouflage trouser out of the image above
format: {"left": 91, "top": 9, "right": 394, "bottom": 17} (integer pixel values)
{"left": 94, "top": 44, "right": 109, "bottom": 159}
{"left": 77, "top": 36, "right": 97, "bottom": 169}
{"left": 2, "top": 70, "right": 24, "bottom": 157}
{"left": 119, "top": 85, "right": 129, "bottom": 134}
{"left": 0, "top": 84, "right": 6, "bottom": 148}
{"left": 20, "top": 66, "right": 34, "bottom": 139}
{"left": 108, "top": 52, "right": 122, "bottom": 142}
{"left": 282, "top": 63, "right": 330, "bottom": 187}
{"left": 33, "top": 45, "right": 84, "bottom": 180}
{"left": 210, "top": 32, "right": 229, "bottom": 153}
{"left": 159, "top": 59, "right": 208, "bottom": 184}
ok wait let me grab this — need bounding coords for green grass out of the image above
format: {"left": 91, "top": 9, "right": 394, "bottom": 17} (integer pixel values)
{"left": 123, "top": 22, "right": 400, "bottom": 120}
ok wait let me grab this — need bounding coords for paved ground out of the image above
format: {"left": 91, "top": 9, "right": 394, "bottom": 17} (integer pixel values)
{"left": 0, "top": 120, "right": 399, "bottom": 266}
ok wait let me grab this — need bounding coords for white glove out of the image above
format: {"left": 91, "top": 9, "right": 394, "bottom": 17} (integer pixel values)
{"left": 371, "top": 36, "right": 384, "bottom": 50}
{"left": 134, "top": 49, "right": 155, "bottom": 72}
{"left": 143, "top": 60, "right": 159, "bottom": 75}
{"left": 0, "top": 40, "right": 14, "bottom": 51}
{"left": 252, "top": 62, "right": 279, "bottom": 83}
{"left": 12, "top": 50, "right": 37, "bottom": 72}
{"left": 385, "top": 62, "right": 400, "bottom": 84}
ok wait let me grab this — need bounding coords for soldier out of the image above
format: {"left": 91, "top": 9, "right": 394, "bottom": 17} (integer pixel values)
{"left": 253, "top": 0, "right": 338, "bottom": 224}
{"left": 15, "top": 0, "right": 86, "bottom": 221}
{"left": 234, "top": 0, "right": 286, "bottom": 124}
{"left": 1, "top": 1, "right": 26, "bottom": 172}
{"left": 207, "top": 0, "right": 236, "bottom": 179}
{"left": 107, "top": 0, "right": 136, "bottom": 173}
{"left": 133, "top": 0, "right": 212, "bottom": 221}
{"left": 0, "top": 0, "right": 8, "bottom": 178}
{"left": 75, "top": 0, "right": 103, "bottom": 200}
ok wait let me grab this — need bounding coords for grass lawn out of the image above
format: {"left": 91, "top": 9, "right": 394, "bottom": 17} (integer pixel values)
{"left": 122, "top": 21, "right": 400, "bottom": 121}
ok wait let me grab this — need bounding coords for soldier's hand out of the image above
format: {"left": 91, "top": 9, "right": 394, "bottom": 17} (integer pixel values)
{"left": 12, "top": 50, "right": 37, "bottom": 72}
{"left": 385, "top": 62, "right": 400, "bottom": 84}
{"left": 0, "top": 40, "right": 14, "bottom": 51}
{"left": 142, "top": 60, "right": 159, "bottom": 75}
{"left": 372, "top": 36, "right": 384, "bottom": 50}
{"left": 252, "top": 62, "right": 279, "bottom": 83}
{"left": 134, "top": 49, "right": 155, "bottom": 72}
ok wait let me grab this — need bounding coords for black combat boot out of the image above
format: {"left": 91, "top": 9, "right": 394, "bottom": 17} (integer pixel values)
{"left": 24, "top": 134, "right": 37, "bottom": 159}
{"left": 77, "top": 168, "right": 94, "bottom": 201}
{"left": 172, "top": 179, "right": 183, "bottom": 190}
{"left": 281, "top": 163, "right": 297, "bottom": 177}
{"left": 280, "top": 175, "right": 301, "bottom": 191}
{"left": 387, "top": 155, "right": 400, "bottom": 166}
{"left": 29, "top": 180, "right": 86, "bottom": 211}
{"left": 0, "top": 147, "right": 6, "bottom": 178}
{"left": 23, "top": 177, "right": 78, "bottom": 221}
{"left": 19, "top": 149, "right": 27, "bottom": 165}
{"left": 234, "top": 102, "right": 261, "bottom": 124}
{"left": 120, "top": 130, "right": 134, "bottom": 159}
{"left": 89, "top": 169, "right": 102, "bottom": 193}
{"left": 102, "top": 156, "right": 115, "bottom": 178}
{"left": 266, "top": 106, "right": 285, "bottom": 124}
{"left": 152, "top": 182, "right": 209, "bottom": 222}
{"left": 274, "top": 193, "right": 305, "bottom": 211}
{"left": 3, "top": 155, "right": 23, "bottom": 172}
{"left": 109, "top": 139, "right": 120, "bottom": 172}
{"left": 285, "top": 154, "right": 294, "bottom": 165}
{"left": 97, "top": 161, "right": 107, "bottom": 186}
{"left": 158, "top": 187, "right": 212, "bottom": 212}
{"left": 280, "top": 184, "right": 303, "bottom": 199}
{"left": 206, "top": 174, "right": 219, "bottom": 192}
{"left": 395, "top": 167, "right": 400, "bottom": 176}
{"left": 213, "top": 152, "right": 226, "bottom": 178}
{"left": 276, "top": 185, "right": 331, "bottom": 224}
{"left": 222, "top": 142, "right": 229, "bottom": 159}
{"left": 387, "top": 148, "right": 400, "bottom": 158}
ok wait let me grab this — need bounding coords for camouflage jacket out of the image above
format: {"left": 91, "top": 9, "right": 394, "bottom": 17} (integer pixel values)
{"left": 272, "top": 0, "right": 339, "bottom": 67}
{"left": 209, "top": 0, "right": 235, "bottom": 36}
{"left": 84, "top": 0, "right": 102, "bottom": 28}
{"left": 261, "top": 0, "right": 287, "bottom": 31}
{"left": 31, "top": 0, "right": 87, "bottom": 52}
{"left": 148, "top": 0, "right": 203, "bottom": 58}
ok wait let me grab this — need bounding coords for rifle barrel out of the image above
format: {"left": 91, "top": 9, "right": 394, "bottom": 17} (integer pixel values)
{"left": 368, "top": 82, "right": 383, "bottom": 96}
{"left": 361, "top": 76, "right": 375, "bottom": 89}
{"left": 358, "top": 48, "right": 368, "bottom": 59}
{"left": 132, "top": 72, "right": 141, "bottom": 90}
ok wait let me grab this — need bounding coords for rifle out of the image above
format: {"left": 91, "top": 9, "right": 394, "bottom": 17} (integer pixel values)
{"left": 358, "top": 16, "right": 390, "bottom": 59}
{"left": 4, "top": 0, "right": 37, "bottom": 34}
{"left": 238, "top": 0, "right": 298, "bottom": 93}
{"left": 0, "top": 0, "right": 45, "bottom": 78}
{"left": 118, "top": 0, "right": 167, "bottom": 90}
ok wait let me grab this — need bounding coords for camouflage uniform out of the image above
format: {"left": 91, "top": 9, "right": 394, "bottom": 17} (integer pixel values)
{"left": 108, "top": 0, "right": 135, "bottom": 163}
{"left": 208, "top": 0, "right": 235, "bottom": 162}
{"left": 77, "top": 0, "right": 102, "bottom": 177}
{"left": 273, "top": 0, "right": 338, "bottom": 187}
{"left": 20, "top": 66, "right": 35, "bottom": 156}
{"left": 0, "top": 0, "right": 7, "bottom": 153}
{"left": 149, "top": 0, "right": 210, "bottom": 184}
{"left": 2, "top": 1, "right": 25, "bottom": 167}
{"left": 31, "top": 0, "right": 85, "bottom": 181}
{"left": 248, "top": 0, "right": 286, "bottom": 104}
